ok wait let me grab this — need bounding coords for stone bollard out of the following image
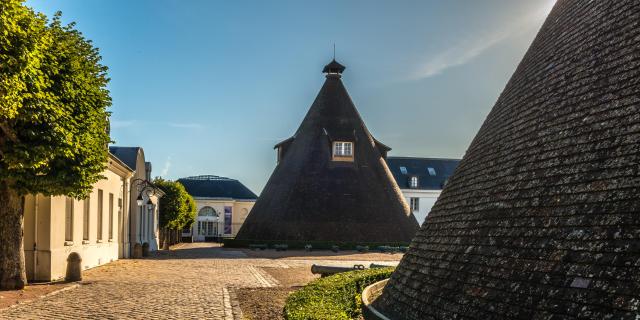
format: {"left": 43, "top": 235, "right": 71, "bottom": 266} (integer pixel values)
{"left": 65, "top": 252, "right": 82, "bottom": 282}
{"left": 142, "top": 242, "right": 150, "bottom": 257}
{"left": 133, "top": 243, "right": 143, "bottom": 258}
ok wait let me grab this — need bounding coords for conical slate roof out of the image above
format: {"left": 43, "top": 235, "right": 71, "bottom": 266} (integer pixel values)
{"left": 236, "top": 61, "right": 419, "bottom": 242}
{"left": 376, "top": 1, "right": 640, "bottom": 319}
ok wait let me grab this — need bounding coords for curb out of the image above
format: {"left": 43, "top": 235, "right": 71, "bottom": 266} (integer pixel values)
{"left": 0, "top": 283, "right": 80, "bottom": 311}
{"left": 361, "top": 278, "right": 392, "bottom": 320}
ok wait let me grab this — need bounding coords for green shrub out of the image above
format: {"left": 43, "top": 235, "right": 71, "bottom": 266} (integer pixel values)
{"left": 284, "top": 267, "right": 394, "bottom": 320}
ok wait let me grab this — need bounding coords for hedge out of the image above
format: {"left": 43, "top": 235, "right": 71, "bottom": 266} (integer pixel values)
{"left": 284, "top": 267, "right": 394, "bottom": 320}
{"left": 223, "top": 238, "right": 410, "bottom": 250}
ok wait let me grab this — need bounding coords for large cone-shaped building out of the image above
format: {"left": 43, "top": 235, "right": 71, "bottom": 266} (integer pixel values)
{"left": 376, "top": 1, "right": 640, "bottom": 319}
{"left": 236, "top": 61, "right": 419, "bottom": 242}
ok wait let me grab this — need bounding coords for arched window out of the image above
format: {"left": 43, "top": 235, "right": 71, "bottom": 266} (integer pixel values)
{"left": 198, "top": 206, "right": 218, "bottom": 217}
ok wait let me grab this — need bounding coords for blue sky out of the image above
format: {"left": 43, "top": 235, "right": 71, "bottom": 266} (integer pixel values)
{"left": 27, "top": 0, "right": 555, "bottom": 194}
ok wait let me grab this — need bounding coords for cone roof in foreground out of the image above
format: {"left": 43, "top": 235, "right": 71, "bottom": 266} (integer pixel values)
{"left": 235, "top": 60, "right": 419, "bottom": 242}
{"left": 376, "top": 1, "right": 640, "bottom": 318}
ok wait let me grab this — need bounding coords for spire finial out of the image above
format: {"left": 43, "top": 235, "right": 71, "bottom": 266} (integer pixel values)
{"left": 322, "top": 54, "right": 346, "bottom": 77}
{"left": 333, "top": 43, "right": 336, "bottom": 60}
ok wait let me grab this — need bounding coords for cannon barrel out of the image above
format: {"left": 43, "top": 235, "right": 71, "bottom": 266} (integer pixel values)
{"left": 311, "top": 264, "right": 365, "bottom": 276}
{"left": 369, "top": 263, "right": 395, "bottom": 269}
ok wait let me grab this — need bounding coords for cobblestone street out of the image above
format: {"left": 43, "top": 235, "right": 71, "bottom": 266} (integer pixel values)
{"left": 0, "top": 243, "right": 400, "bottom": 319}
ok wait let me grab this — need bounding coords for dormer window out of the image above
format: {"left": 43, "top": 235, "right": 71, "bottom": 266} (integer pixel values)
{"left": 332, "top": 141, "right": 354, "bottom": 161}
{"left": 409, "top": 176, "right": 419, "bottom": 188}
{"left": 427, "top": 167, "right": 436, "bottom": 176}
{"left": 400, "top": 166, "right": 408, "bottom": 174}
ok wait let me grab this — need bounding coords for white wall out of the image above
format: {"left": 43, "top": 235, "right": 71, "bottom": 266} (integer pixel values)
{"left": 23, "top": 162, "right": 130, "bottom": 281}
{"left": 401, "top": 189, "right": 442, "bottom": 225}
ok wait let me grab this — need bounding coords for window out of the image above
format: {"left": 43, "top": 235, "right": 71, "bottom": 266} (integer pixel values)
{"left": 441, "top": 178, "right": 449, "bottom": 189}
{"left": 333, "top": 141, "right": 353, "bottom": 157}
{"left": 139, "top": 209, "right": 143, "bottom": 240}
{"left": 410, "top": 197, "right": 420, "bottom": 211}
{"left": 65, "top": 197, "right": 74, "bottom": 242}
{"left": 97, "top": 189, "right": 103, "bottom": 241}
{"left": 108, "top": 193, "right": 114, "bottom": 240}
{"left": 148, "top": 205, "right": 154, "bottom": 237}
{"left": 409, "top": 176, "right": 419, "bottom": 188}
{"left": 198, "top": 221, "right": 216, "bottom": 236}
{"left": 427, "top": 167, "right": 436, "bottom": 176}
{"left": 198, "top": 206, "right": 218, "bottom": 217}
{"left": 118, "top": 197, "right": 123, "bottom": 239}
{"left": 400, "top": 166, "right": 408, "bottom": 174}
{"left": 83, "top": 197, "right": 90, "bottom": 240}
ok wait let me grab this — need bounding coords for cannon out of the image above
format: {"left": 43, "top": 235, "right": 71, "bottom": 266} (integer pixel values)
{"left": 249, "top": 244, "right": 267, "bottom": 250}
{"left": 274, "top": 244, "right": 288, "bottom": 251}
{"left": 356, "top": 245, "right": 369, "bottom": 252}
{"left": 377, "top": 245, "right": 400, "bottom": 253}
{"left": 369, "top": 263, "right": 395, "bottom": 269}
{"left": 311, "top": 264, "right": 366, "bottom": 277}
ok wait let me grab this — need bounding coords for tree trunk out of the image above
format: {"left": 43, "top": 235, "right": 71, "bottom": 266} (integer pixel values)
{"left": 0, "top": 180, "right": 27, "bottom": 290}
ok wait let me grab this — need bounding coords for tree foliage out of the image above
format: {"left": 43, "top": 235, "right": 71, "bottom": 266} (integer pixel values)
{"left": 0, "top": 0, "right": 111, "bottom": 198}
{"left": 154, "top": 178, "right": 196, "bottom": 230}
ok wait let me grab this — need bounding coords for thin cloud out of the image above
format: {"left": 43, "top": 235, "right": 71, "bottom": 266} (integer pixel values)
{"left": 160, "top": 156, "right": 171, "bottom": 177}
{"left": 410, "top": 31, "right": 510, "bottom": 80}
{"left": 408, "top": 3, "right": 553, "bottom": 81}
{"left": 168, "top": 122, "right": 204, "bottom": 129}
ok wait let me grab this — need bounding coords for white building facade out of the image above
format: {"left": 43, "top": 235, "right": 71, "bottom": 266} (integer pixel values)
{"left": 109, "top": 147, "right": 163, "bottom": 254}
{"left": 23, "top": 153, "right": 133, "bottom": 281}
{"left": 178, "top": 175, "right": 257, "bottom": 242}
{"left": 386, "top": 157, "right": 460, "bottom": 224}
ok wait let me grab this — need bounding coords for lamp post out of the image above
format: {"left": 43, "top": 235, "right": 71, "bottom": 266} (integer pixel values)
{"left": 131, "top": 179, "right": 159, "bottom": 247}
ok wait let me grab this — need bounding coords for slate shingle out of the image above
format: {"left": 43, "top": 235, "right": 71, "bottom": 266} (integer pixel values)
{"left": 235, "top": 60, "right": 419, "bottom": 242}
{"left": 376, "top": 1, "right": 640, "bottom": 318}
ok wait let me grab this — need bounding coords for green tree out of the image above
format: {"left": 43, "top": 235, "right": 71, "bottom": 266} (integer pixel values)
{"left": 154, "top": 179, "right": 196, "bottom": 247}
{"left": 0, "top": 1, "right": 111, "bottom": 289}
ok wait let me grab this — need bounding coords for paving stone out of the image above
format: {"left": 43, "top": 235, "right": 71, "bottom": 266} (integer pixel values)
{"left": 0, "top": 243, "right": 398, "bottom": 319}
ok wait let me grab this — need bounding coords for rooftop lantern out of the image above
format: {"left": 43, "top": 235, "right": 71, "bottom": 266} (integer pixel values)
{"left": 322, "top": 59, "right": 346, "bottom": 78}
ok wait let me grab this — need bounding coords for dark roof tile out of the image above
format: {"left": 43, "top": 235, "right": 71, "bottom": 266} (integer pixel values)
{"left": 386, "top": 157, "right": 460, "bottom": 190}
{"left": 178, "top": 175, "right": 257, "bottom": 200}
{"left": 236, "top": 60, "right": 419, "bottom": 242}
{"left": 108, "top": 146, "right": 142, "bottom": 170}
{"left": 377, "top": 1, "right": 640, "bottom": 318}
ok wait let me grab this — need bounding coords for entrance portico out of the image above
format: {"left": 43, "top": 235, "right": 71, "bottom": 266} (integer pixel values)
{"left": 193, "top": 206, "right": 220, "bottom": 242}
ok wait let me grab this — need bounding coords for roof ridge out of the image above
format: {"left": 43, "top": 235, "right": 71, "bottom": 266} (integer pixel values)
{"left": 387, "top": 156, "right": 461, "bottom": 161}
{"left": 179, "top": 175, "right": 236, "bottom": 181}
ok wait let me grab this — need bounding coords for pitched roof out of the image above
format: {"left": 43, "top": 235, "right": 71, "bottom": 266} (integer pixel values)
{"left": 108, "top": 146, "right": 142, "bottom": 170}
{"left": 177, "top": 175, "right": 257, "bottom": 200}
{"left": 236, "top": 60, "right": 419, "bottom": 243}
{"left": 376, "top": 1, "right": 640, "bottom": 319}
{"left": 385, "top": 157, "right": 460, "bottom": 190}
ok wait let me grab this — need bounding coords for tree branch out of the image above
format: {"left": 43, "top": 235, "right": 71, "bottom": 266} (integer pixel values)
{"left": 0, "top": 122, "right": 18, "bottom": 143}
